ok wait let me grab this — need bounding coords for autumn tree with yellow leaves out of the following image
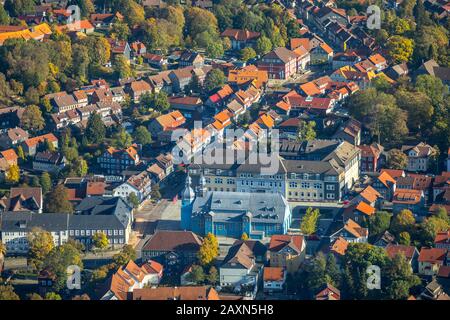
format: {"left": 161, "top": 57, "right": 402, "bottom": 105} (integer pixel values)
{"left": 198, "top": 233, "right": 219, "bottom": 266}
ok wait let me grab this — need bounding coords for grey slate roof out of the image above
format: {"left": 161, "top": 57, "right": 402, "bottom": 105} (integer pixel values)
{"left": 0, "top": 212, "right": 68, "bottom": 232}
{"left": 192, "top": 191, "right": 288, "bottom": 223}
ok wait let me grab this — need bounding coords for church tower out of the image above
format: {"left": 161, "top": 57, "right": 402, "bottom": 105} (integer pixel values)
{"left": 180, "top": 172, "right": 195, "bottom": 230}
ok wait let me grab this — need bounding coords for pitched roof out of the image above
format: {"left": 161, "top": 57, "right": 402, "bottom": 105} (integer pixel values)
{"left": 142, "top": 230, "right": 203, "bottom": 252}
{"left": 377, "top": 171, "right": 396, "bottom": 188}
{"left": 359, "top": 186, "right": 381, "bottom": 203}
{"left": 263, "top": 47, "right": 299, "bottom": 64}
{"left": 435, "top": 231, "right": 450, "bottom": 245}
{"left": 268, "top": 234, "right": 304, "bottom": 254}
{"left": 24, "top": 133, "right": 58, "bottom": 148}
{"left": 343, "top": 218, "right": 368, "bottom": 238}
{"left": 330, "top": 236, "right": 349, "bottom": 256}
{"left": 132, "top": 286, "right": 219, "bottom": 300}
{"left": 155, "top": 111, "right": 186, "bottom": 131}
{"left": 386, "top": 244, "right": 417, "bottom": 260}
{"left": 393, "top": 189, "right": 423, "bottom": 205}
{"left": 263, "top": 267, "right": 285, "bottom": 282}
{"left": 380, "top": 169, "right": 405, "bottom": 180}
{"left": 0, "top": 149, "right": 18, "bottom": 163}
{"left": 315, "top": 283, "right": 341, "bottom": 300}
{"left": 418, "top": 248, "right": 447, "bottom": 263}
{"left": 221, "top": 29, "right": 260, "bottom": 41}
{"left": 355, "top": 201, "right": 376, "bottom": 216}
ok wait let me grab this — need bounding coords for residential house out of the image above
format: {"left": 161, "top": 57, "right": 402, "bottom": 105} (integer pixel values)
{"left": 22, "top": 133, "right": 58, "bottom": 156}
{"left": 268, "top": 235, "right": 306, "bottom": 273}
{"left": 329, "top": 236, "right": 349, "bottom": 263}
{"left": 219, "top": 241, "right": 261, "bottom": 294}
{"left": 418, "top": 248, "right": 447, "bottom": 276}
{"left": 132, "top": 286, "right": 219, "bottom": 300}
{"left": 416, "top": 59, "right": 450, "bottom": 87}
{"left": 108, "top": 38, "right": 131, "bottom": 61}
{"left": 97, "top": 146, "right": 140, "bottom": 175}
{"left": 332, "top": 118, "right": 361, "bottom": 145}
{"left": 401, "top": 142, "right": 437, "bottom": 172}
{"left": 396, "top": 174, "right": 433, "bottom": 203}
{"left": 258, "top": 47, "right": 306, "bottom": 80}
{"left": 392, "top": 189, "right": 425, "bottom": 215}
{"left": 141, "top": 230, "right": 203, "bottom": 273}
{"left": 386, "top": 244, "right": 419, "bottom": 272}
{"left": 101, "top": 260, "right": 163, "bottom": 300}
{"left": 178, "top": 50, "right": 204, "bottom": 68}
{"left": 368, "top": 53, "right": 388, "bottom": 72}
{"left": 129, "top": 80, "right": 153, "bottom": 103}
{"left": 32, "top": 151, "right": 66, "bottom": 173}
{"left": 168, "top": 96, "right": 203, "bottom": 116}
{"left": 227, "top": 65, "right": 269, "bottom": 89}
{"left": 143, "top": 53, "right": 168, "bottom": 69}
{"left": 0, "top": 23, "right": 52, "bottom": 46}
{"left": 310, "top": 42, "right": 334, "bottom": 65}
{"left": 130, "top": 41, "right": 146, "bottom": 59}
{"left": 329, "top": 218, "right": 368, "bottom": 243}
{"left": 263, "top": 267, "right": 286, "bottom": 294}
{"left": 0, "top": 127, "right": 29, "bottom": 149}
{"left": 0, "top": 187, "right": 43, "bottom": 213}
{"left": 315, "top": 283, "right": 341, "bottom": 300}
{"left": 113, "top": 171, "right": 152, "bottom": 203}
{"left": 358, "top": 143, "right": 384, "bottom": 172}
{"left": 90, "top": 12, "right": 124, "bottom": 29}
{"left": 432, "top": 172, "right": 450, "bottom": 202}
{"left": 220, "top": 29, "right": 261, "bottom": 50}
{"left": 332, "top": 52, "right": 362, "bottom": 70}
{"left": 372, "top": 171, "right": 396, "bottom": 201}
{"left": 435, "top": 231, "right": 450, "bottom": 251}
{"left": 56, "top": 20, "right": 94, "bottom": 34}
{"left": 148, "top": 110, "right": 186, "bottom": 142}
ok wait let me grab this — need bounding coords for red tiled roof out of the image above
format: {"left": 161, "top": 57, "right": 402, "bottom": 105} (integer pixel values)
{"left": 386, "top": 244, "right": 417, "bottom": 260}
{"left": 418, "top": 248, "right": 446, "bottom": 263}
{"left": 263, "top": 267, "right": 285, "bottom": 282}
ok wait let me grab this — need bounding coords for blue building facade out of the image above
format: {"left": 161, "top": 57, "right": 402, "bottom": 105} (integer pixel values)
{"left": 181, "top": 174, "right": 292, "bottom": 239}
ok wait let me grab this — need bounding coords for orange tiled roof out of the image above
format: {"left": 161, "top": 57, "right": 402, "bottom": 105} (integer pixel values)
{"left": 24, "top": 133, "right": 58, "bottom": 148}
{"left": 0, "top": 23, "right": 52, "bottom": 45}
{"left": 0, "top": 149, "right": 18, "bottom": 163}
{"left": 355, "top": 201, "right": 375, "bottom": 216}
{"left": 344, "top": 219, "right": 368, "bottom": 239}
{"left": 263, "top": 267, "right": 285, "bottom": 282}
{"left": 393, "top": 189, "right": 423, "bottom": 204}
{"left": 359, "top": 185, "right": 381, "bottom": 203}
{"left": 330, "top": 237, "right": 348, "bottom": 256}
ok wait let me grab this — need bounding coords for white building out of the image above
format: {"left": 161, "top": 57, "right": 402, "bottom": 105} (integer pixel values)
{"left": 113, "top": 171, "right": 152, "bottom": 203}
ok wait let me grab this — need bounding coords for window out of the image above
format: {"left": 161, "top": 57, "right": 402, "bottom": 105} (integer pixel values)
{"left": 326, "top": 185, "right": 335, "bottom": 190}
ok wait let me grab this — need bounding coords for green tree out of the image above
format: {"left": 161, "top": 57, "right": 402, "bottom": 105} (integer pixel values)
{"left": 42, "top": 242, "right": 83, "bottom": 291}
{"left": 40, "top": 172, "right": 52, "bottom": 194}
{"left": 239, "top": 47, "right": 257, "bottom": 62}
{"left": 198, "top": 233, "right": 219, "bottom": 266}
{"left": 186, "top": 74, "right": 201, "bottom": 94}
{"left": 387, "top": 36, "right": 414, "bottom": 63}
{"left": 387, "top": 149, "right": 408, "bottom": 169}
{"left": 0, "top": 4, "right": 10, "bottom": 24}
{"left": 72, "top": 44, "right": 90, "bottom": 83}
{"left": 383, "top": 253, "right": 420, "bottom": 300}
{"left": 113, "top": 127, "right": 133, "bottom": 149}
{"left": 45, "top": 292, "right": 62, "bottom": 300}
{"left": 27, "top": 227, "right": 54, "bottom": 270}
{"left": 112, "top": 245, "right": 137, "bottom": 267}
{"left": 73, "top": 157, "right": 88, "bottom": 177}
{"left": 297, "top": 120, "right": 316, "bottom": 142}
{"left": 0, "top": 242, "right": 6, "bottom": 257}
{"left": 85, "top": 113, "right": 106, "bottom": 144}
{"left": 398, "top": 231, "right": 411, "bottom": 245}
{"left": 21, "top": 105, "right": 45, "bottom": 132}
{"left": 113, "top": 55, "right": 132, "bottom": 79}
{"left": 326, "top": 253, "right": 341, "bottom": 286}
{"left": 204, "top": 69, "right": 226, "bottom": 92}
{"left": 4, "top": 0, "right": 35, "bottom": 17}
{"left": 74, "top": 0, "right": 95, "bottom": 18}
{"left": 111, "top": 21, "right": 130, "bottom": 41}
{"left": 134, "top": 126, "right": 152, "bottom": 145}
{"left": 92, "top": 232, "right": 109, "bottom": 251}
{"left": 241, "top": 232, "right": 249, "bottom": 241}
{"left": 300, "top": 207, "right": 320, "bottom": 235}
{"left": 0, "top": 285, "right": 20, "bottom": 300}
{"left": 391, "top": 209, "right": 416, "bottom": 235}
{"left": 255, "top": 35, "right": 272, "bottom": 55}
{"left": 368, "top": 211, "right": 392, "bottom": 237}
{"left": 207, "top": 266, "right": 219, "bottom": 285}
{"left": 395, "top": 89, "right": 434, "bottom": 131}
{"left": 188, "top": 265, "right": 206, "bottom": 283}
{"left": 128, "top": 192, "right": 140, "bottom": 208}
{"left": 45, "top": 184, "right": 74, "bottom": 213}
